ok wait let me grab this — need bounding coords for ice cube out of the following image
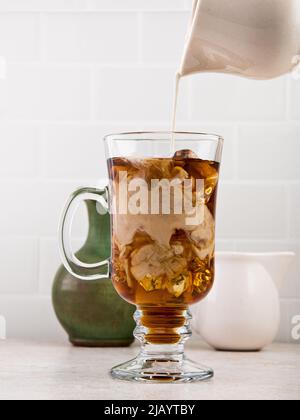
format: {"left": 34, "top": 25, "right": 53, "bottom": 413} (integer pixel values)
{"left": 166, "top": 272, "right": 191, "bottom": 298}
{"left": 189, "top": 161, "right": 219, "bottom": 202}
{"left": 138, "top": 274, "right": 163, "bottom": 292}
{"left": 132, "top": 158, "right": 173, "bottom": 181}
{"left": 171, "top": 166, "right": 189, "bottom": 179}
{"left": 173, "top": 149, "right": 198, "bottom": 159}
{"left": 187, "top": 205, "right": 215, "bottom": 260}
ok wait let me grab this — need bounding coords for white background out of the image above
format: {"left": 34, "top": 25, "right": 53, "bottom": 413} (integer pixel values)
{"left": 0, "top": 0, "right": 299, "bottom": 343}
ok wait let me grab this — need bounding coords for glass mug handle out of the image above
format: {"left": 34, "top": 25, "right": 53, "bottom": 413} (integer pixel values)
{"left": 59, "top": 186, "right": 110, "bottom": 281}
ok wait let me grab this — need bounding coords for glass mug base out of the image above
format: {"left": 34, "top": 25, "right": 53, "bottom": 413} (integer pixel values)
{"left": 111, "top": 355, "right": 213, "bottom": 383}
{"left": 111, "top": 307, "right": 213, "bottom": 383}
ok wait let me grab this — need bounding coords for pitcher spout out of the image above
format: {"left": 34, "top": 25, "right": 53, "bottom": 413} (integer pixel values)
{"left": 259, "top": 253, "right": 295, "bottom": 290}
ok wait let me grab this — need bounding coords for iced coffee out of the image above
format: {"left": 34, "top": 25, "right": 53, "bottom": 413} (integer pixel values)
{"left": 108, "top": 151, "right": 220, "bottom": 310}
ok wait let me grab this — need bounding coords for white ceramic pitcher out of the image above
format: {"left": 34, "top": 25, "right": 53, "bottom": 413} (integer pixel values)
{"left": 180, "top": 0, "right": 300, "bottom": 79}
{"left": 193, "top": 252, "right": 295, "bottom": 351}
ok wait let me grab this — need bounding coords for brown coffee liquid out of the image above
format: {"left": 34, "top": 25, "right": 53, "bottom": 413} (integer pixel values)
{"left": 108, "top": 154, "right": 220, "bottom": 344}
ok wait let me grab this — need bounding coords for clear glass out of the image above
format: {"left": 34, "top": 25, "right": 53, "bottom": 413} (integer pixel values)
{"left": 59, "top": 131, "right": 223, "bottom": 383}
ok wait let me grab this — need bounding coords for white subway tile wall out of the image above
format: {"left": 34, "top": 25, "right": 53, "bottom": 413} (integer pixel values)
{"left": 141, "top": 12, "right": 190, "bottom": 63}
{"left": 0, "top": 237, "right": 39, "bottom": 294}
{"left": 45, "top": 13, "right": 139, "bottom": 63}
{"left": 0, "top": 1, "right": 89, "bottom": 11}
{"left": 191, "top": 74, "right": 287, "bottom": 122}
{"left": 0, "top": 125, "right": 40, "bottom": 177}
{"left": 0, "top": 13, "right": 40, "bottom": 61}
{"left": 217, "top": 184, "right": 288, "bottom": 240}
{"left": 0, "top": 65, "right": 91, "bottom": 120}
{"left": 290, "top": 78, "right": 300, "bottom": 120}
{"left": 237, "top": 124, "right": 300, "bottom": 180}
{"left": 87, "top": 1, "right": 192, "bottom": 11}
{"left": 94, "top": 67, "right": 189, "bottom": 122}
{"left": 0, "top": 1, "right": 299, "bottom": 343}
{"left": 42, "top": 124, "right": 107, "bottom": 179}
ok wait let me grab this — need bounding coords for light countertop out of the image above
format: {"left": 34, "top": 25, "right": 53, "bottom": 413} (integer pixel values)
{"left": 0, "top": 340, "right": 299, "bottom": 400}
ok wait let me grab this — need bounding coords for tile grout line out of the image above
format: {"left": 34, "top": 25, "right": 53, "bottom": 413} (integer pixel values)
{"left": 187, "top": 77, "right": 193, "bottom": 122}
{"left": 284, "top": 183, "right": 290, "bottom": 242}
{"left": 233, "top": 124, "right": 239, "bottom": 181}
{"left": 37, "top": 124, "right": 45, "bottom": 179}
{"left": 1, "top": 119, "right": 300, "bottom": 126}
{"left": 39, "top": 12, "right": 47, "bottom": 64}
{"left": 281, "top": 298, "right": 300, "bottom": 304}
{"left": 36, "top": 124, "right": 45, "bottom": 178}
{"left": 285, "top": 75, "right": 292, "bottom": 121}
{"left": 286, "top": 183, "right": 293, "bottom": 241}
{"left": 137, "top": 11, "right": 144, "bottom": 65}
{"left": 89, "top": 65, "right": 96, "bottom": 121}
{"left": 234, "top": 238, "right": 300, "bottom": 245}
{"left": 0, "top": 9, "right": 193, "bottom": 14}
{"left": 37, "top": 236, "right": 43, "bottom": 295}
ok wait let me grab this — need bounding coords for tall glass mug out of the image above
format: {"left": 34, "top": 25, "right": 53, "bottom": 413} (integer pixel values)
{"left": 59, "top": 132, "right": 223, "bottom": 383}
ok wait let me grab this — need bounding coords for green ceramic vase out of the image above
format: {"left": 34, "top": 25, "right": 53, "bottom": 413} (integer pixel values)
{"left": 52, "top": 200, "right": 135, "bottom": 347}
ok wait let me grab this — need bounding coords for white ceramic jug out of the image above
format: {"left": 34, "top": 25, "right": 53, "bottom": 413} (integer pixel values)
{"left": 180, "top": 0, "right": 300, "bottom": 79}
{"left": 193, "top": 252, "right": 295, "bottom": 351}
